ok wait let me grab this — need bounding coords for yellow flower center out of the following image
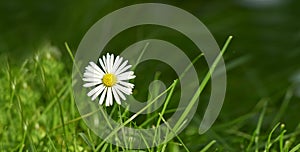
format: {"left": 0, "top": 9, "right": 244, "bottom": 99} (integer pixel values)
{"left": 102, "top": 73, "right": 117, "bottom": 87}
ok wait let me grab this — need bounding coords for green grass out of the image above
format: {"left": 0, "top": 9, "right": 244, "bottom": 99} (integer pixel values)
{"left": 1, "top": 38, "right": 300, "bottom": 151}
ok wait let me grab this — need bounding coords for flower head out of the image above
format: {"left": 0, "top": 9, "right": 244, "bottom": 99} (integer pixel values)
{"left": 83, "top": 53, "right": 135, "bottom": 106}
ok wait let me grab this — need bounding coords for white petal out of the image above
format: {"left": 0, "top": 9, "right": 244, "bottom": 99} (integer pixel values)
{"left": 115, "top": 60, "right": 128, "bottom": 75}
{"left": 91, "top": 84, "right": 105, "bottom": 101}
{"left": 83, "top": 82, "right": 101, "bottom": 87}
{"left": 115, "top": 84, "right": 132, "bottom": 95}
{"left": 118, "top": 81, "right": 134, "bottom": 88}
{"left": 83, "top": 77, "right": 102, "bottom": 82}
{"left": 85, "top": 66, "right": 103, "bottom": 76}
{"left": 106, "top": 87, "right": 113, "bottom": 106}
{"left": 128, "top": 75, "right": 136, "bottom": 79}
{"left": 99, "top": 57, "right": 107, "bottom": 73}
{"left": 112, "top": 87, "right": 121, "bottom": 105}
{"left": 110, "top": 54, "right": 114, "bottom": 73}
{"left": 102, "top": 55, "right": 108, "bottom": 72}
{"left": 114, "top": 86, "right": 126, "bottom": 100}
{"left": 83, "top": 71, "right": 103, "bottom": 79}
{"left": 99, "top": 88, "right": 107, "bottom": 105}
{"left": 117, "top": 71, "right": 134, "bottom": 78}
{"left": 117, "top": 71, "right": 135, "bottom": 81}
{"left": 87, "top": 85, "right": 101, "bottom": 97}
{"left": 118, "top": 76, "right": 135, "bottom": 81}
{"left": 116, "top": 65, "right": 132, "bottom": 75}
{"left": 106, "top": 53, "right": 111, "bottom": 73}
{"left": 112, "top": 56, "right": 122, "bottom": 73}
{"left": 89, "top": 62, "right": 104, "bottom": 75}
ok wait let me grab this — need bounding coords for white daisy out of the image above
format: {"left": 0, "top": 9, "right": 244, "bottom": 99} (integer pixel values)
{"left": 83, "top": 53, "right": 135, "bottom": 106}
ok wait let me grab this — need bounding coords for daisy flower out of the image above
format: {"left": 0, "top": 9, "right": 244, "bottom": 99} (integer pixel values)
{"left": 83, "top": 53, "right": 135, "bottom": 106}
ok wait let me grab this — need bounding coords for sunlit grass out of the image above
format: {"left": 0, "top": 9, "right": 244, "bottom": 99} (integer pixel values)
{"left": 0, "top": 37, "right": 300, "bottom": 151}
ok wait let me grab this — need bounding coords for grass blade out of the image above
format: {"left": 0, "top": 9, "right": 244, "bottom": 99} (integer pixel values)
{"left": 199, "top": 140, "right": 216, "bottom": 152}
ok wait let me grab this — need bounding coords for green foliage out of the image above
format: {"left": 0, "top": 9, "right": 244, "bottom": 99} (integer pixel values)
{"left": 0, "top": 39, "right": 300, "bottom": 151}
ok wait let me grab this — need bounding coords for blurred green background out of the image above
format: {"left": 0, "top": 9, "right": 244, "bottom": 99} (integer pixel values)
{"left": 1, "top": 0, "right": 300, "bottom": 150}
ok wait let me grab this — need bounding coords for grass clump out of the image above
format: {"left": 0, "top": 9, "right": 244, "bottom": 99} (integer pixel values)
{"left": 0, "top": 38, "right": 300, "bottom": 151}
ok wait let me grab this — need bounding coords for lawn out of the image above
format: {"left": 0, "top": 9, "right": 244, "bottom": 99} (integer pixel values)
{"left": 1, "top": 0, "right": 300, "bottom": 151}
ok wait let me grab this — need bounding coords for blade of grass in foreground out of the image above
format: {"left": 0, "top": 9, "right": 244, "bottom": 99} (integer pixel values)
{"left": 158, "top": 113, "right": 190, "bottom": 152}
{"left": 272, "top": 88, "right": 293, "bottom": 126}
{"left": 46, "top": 133, "right": 58, "bottom": 152}
{"left": 132, "top": 42, "right": 149, "bottom": 70}
{"left": 290, "top": 143, "right": 300, "bottom": 152}
{"left": 265, "top": 122, "right": 281, "bottom": 151}
{"left": 96, "top": 80, "right": 178, "bottom": 149}
{"left": 152, "top": 75, "right": 177, "bottom": 147}
{"left": 199, "top": 140, "right": 216, "bottom": 152}
{"left": 95, "top": 36, "right": 232, "bottom": 150}
{"left": 152, "top": 52, "right": 203, "bottom": 148}
{"left": 246, "top": 99, "right": 268, "bottom": 152}
{"left": 172, "top": 36, "right": 233, "bottom": 134}
{"left": 79, "top": 132, "right": 95, "bottom": 151}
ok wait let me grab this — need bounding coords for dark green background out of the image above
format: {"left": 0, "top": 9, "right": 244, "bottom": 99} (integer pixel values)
{"left": 1, "top": 0, "right": 300, "bottom": 136}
